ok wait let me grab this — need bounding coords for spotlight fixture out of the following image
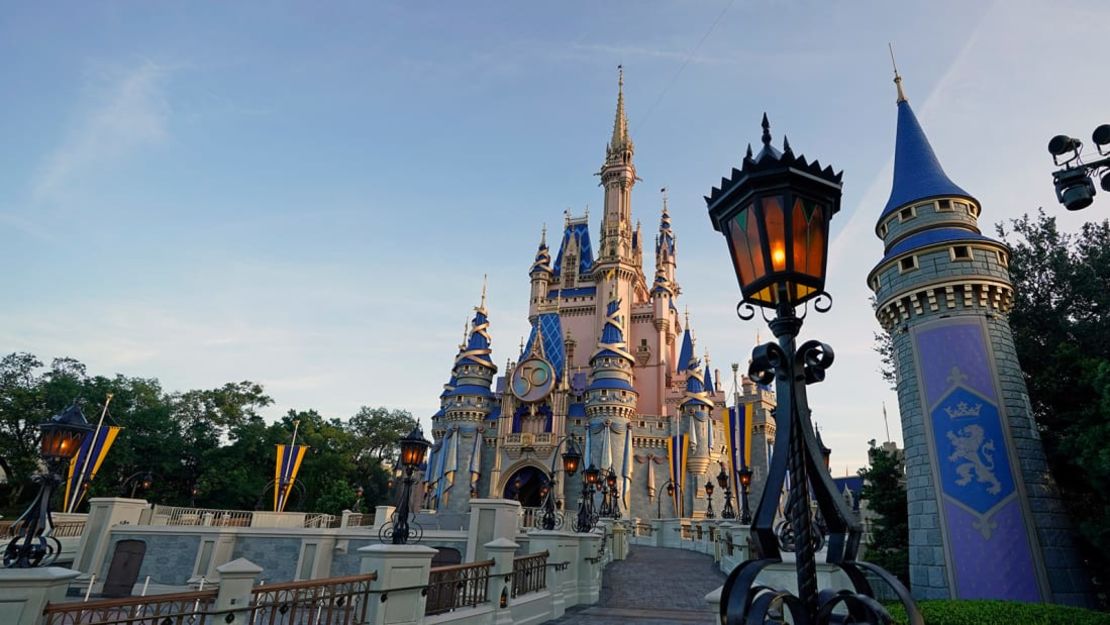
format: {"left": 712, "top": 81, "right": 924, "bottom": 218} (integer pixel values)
{"left": 1047, "top": 123, "right": 1110, "bottom": 212}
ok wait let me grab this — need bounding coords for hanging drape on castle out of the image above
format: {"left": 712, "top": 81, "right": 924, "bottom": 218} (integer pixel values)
{"left": 667, "top": 435, "right": 689, "bottom": 517}
{"left": 468, "top": 429, "right": 483, "bottom": 492}
{"left": 274, "top": 443, "right": 308, "bottom": 512}
{"left": 724, "top": 404, "right": 753, "bottom": 492}
{"left": 63, "top": 425, "right": 121, "bottom": 513}
{"left": 688, "top": 410, "right": 714, "bottom": 451}
{"left": 425, "top": 441, "right": 442, "bottom": 507}
{"left": 621, "top": 427, "right": 632, "bottom": 509}
{"left": 584, "top": 421, "right": 628, "bottom": 468}
{"left": 437, "top": 429, "right": 458, "bottom": 507}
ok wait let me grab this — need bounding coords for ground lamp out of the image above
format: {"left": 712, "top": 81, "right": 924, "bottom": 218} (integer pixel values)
{"left": 705, "top": 116, "right": 920, "bottom": 624}
{"left": 575, "top": 463, "right": 601, "bottom": 532}
{"left": 737, "top": 467, "right": 753, "bottom": 525}
{"left": 380, "top": 426, "right": 430, "bottom": 545}
{"left": 4, "top": 403, "right": 94, "bottom": 568}
{"left": 1047, "top": 124, "right": 1110, "bottom": 211}
{"left": 541, "top": 438, "right": 580, "bottom": 530}
{"left": 717, "top": 464, "right": 736, "bottom": 520}
{"left": 704, "top": 479, "right": 716, "bottom": 519}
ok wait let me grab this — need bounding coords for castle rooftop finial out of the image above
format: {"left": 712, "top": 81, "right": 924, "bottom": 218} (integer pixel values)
{"left": 609, "top": 65, "right": 632, "bottom": 154}
{"left": 889, "top": 43, "right": 907, "bottom": 103}
{"left": 478, "top": 274, "right": 488, "bottom": 311}
{"left": 761, "top": 112, "right": 772, "bottom": 146}
{"left": 541, "top": 223, "right": 547, "bottom": 246}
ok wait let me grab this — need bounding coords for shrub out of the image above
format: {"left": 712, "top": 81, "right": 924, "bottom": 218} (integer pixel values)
{"left": 886, "top": 600, "right": 1110, "bottom": 625}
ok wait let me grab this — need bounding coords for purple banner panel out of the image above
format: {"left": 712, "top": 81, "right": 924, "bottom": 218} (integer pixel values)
{"left": 915, "top": 319, "right": 1040, "bottom": 601}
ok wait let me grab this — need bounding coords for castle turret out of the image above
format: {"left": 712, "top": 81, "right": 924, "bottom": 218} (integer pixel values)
{"left": 585, "top": 283, "right": 637, "bottom": 515}
{"left": 868, "top": 71, "right": 1090, "bottom": 604}
{"left": 439, "top": 283, "right": 498, "bottom": 514}
{"left": 529, "top": 226, "right": 553, "bottom": 317}
{"left": 679, "top": 342, "right": 713, "bottom": 517}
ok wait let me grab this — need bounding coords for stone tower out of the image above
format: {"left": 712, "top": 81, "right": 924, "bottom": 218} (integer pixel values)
{"left": 867, "top": 73, "right": 1090, "bottom": 604}
{"left": 436, "top": 286, "right": 498, "bottom": 515}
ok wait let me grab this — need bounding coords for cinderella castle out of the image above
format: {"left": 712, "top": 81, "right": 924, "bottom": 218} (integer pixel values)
{"left": 421, "top": 71, "right": 775, "bottom": 521}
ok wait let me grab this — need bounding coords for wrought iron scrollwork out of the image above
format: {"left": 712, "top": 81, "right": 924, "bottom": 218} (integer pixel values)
{"left": 737, "top": 302, "right": 757, "bottom": 321}
{"left": 377, "top": 513, "right": 423, "bottom": 545}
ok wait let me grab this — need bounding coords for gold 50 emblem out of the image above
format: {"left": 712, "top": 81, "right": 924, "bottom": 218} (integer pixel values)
{"left": 511, "top": 357, "right": 555, "bottom": 403}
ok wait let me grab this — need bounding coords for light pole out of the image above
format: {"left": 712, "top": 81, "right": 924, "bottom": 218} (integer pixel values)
{"left": 604, "top": 468, "right": 621, "bottom": 520}
{"left": 1046, "top": 124, "right": 1110, "bottom": 211}
{"left": 121, "top": 470, "right": 154, "bottom": 499}
{"left": 4, "top": 403, "right": 93, "bottom": 568}
{"left": 380, "top": 426, "right": 430, "bottom": 545}
{"left": 656, "top": 480, "right": 676, "bottom": 520}
{"left": 575, "top": 464, "right": 601, "bottom": 532}
{"left": 704, "top": 479, "right": 715, "bottom": 519}
{"left": 738, "top": 466, "right": 753, "bottom": 525}
{"left": 717, "top": 464, "right": 735, "bottom": 519}
{"left": 540, "top": 437, "right": 581, "bottom": 530}
{"left": 705, "top": 116, "right": 920, "bottom": 624}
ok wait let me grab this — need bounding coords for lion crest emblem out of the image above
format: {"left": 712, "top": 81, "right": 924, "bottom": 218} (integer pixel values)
{"left": 946, "top": 424, "right": 1001, "bottom": 495}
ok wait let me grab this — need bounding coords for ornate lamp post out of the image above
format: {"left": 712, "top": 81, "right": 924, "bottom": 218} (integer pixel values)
{"left": 704, "top": 479, "right": 716, "bottom": 519}
{"left": 4, "top": 403, "right": 94, "bottom": 568}
{"left": 737, "top": 467, "right": 753, "bottom": 525}
{"left": 705, "top": 116, "right": 920, "bottom": 624}
{"left": 122, "top": 470, "right": 154, "bottom": 499}
{"left": 575, "top": 464, "right": 601, "bottom": 532}
{"left": 380, "top": 426, "right": 430, "bottom": 545}
{"left": 541, "top": 437, "right": 581, "bottom": 530}
{"left": 717, "top": 464, "right": 736, "bottom": 519}
{"left": 602, "top": 468, "right": 621, "bottom": 520}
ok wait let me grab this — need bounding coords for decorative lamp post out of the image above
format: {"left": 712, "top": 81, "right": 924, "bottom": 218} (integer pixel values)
{"left": 380, "top": 426, "right": 430, "bottom": 545}
{"left": 4, "top": 403, "right": 94, "bottom": 568}
{"left": 704, "top": 479, "right": 716, "bottom": 519}
{"left": 541, "top": 437, "right": 580, "bottom": 530}
{"left": 737, "top": 467, "right": 753, "bottom": 525}
{"left": 122, "top": 470, "right": 155, "bottom": 499}
{"left": 601, "top": 468, "right": 620, "bottom": 519}
{"left": 656, "top": 479, "right": 676, "bottom": 519}
{"left": 575, "top": 464, "right": 601, "bottom": 532}
{"left": 705, "top": 116, "right": 920, "bottom": 624}
{"left": 717, "top": 464, "right": 736, "bottom": 519}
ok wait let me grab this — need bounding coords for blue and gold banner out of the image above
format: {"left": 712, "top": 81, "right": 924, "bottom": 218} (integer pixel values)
{"left": 724, "top": 405, "right": 752, "bottom": 493}
{"left": 274, "top": 444, "right": 308, "bottom": 512}
{"left": 667, "top": 435, "right": 689, "bottom": 517}
{"left": 914, "top": 318, "right": 1043, "bottom": 600}
{"left": 63, "top": 425, "right": 121, "bottom": 513}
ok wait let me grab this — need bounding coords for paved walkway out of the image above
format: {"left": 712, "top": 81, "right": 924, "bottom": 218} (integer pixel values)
{"left": 550, "top": 546, "right": 725, "bottom": 624}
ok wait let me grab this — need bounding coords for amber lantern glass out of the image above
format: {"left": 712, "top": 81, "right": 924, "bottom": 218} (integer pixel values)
{"left": 39, "top": 404, "right": 93, "bottom": 464}
{"left": 585, "top": 464, "right": 601, "bottom": 485}
{"left": 399, "top": 427, "right": 430, "bottom": 469}
{"left": 561, "top": 442, "right": 581, "bottom": 477}
{"left": 705, "top": 480, "right": 715, "bottom": 497}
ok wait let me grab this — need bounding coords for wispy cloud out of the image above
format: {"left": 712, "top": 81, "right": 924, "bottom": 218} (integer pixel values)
{"left": 32, "top": 61, "right": 170, "bottom": 204}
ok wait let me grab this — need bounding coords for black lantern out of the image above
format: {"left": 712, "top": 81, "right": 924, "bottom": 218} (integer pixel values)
{"left": 716, "top": 467, "right": 728, "bottom": 489}
{"left": 704, "top": 479, "right": 716, "bottom": 519}
{"left": 704, "top": 480, "right": 715, "bottom": 497}
{"left": 718, "top": 465, "right": 736, "bottom": 520}
{"left": 5, "top": 403, "right": 93, "bottom": 568}
{"left": 666, "top": 482, "right": 675, "bottom": 497}
{"left": 381, "top": 426, "right": 430, "bottom": 545}
{"left": 584, "top": 464, "right": 601, "bottom": 485}
{"left": 605, "top": 468, "right": 617, "bottom": 489}
{"left": 707, "top": 117, "right": 919, "bottom": 625}
{"left": 706, "top": 114, "right": 842, "bottom": 310}
{"left": 561, "top": 443, "right": 581, "bottom": 476}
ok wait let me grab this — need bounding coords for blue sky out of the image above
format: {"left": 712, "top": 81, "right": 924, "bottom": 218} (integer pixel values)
{"left": 2, "top": 1, "right": 1107, "bottom": 475}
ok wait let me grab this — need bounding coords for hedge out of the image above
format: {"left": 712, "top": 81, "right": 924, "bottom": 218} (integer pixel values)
{"left": 885, "top": 600, "right": 1110, "bottom": 625}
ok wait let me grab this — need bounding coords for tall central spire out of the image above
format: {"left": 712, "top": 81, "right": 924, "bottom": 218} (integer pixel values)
{"left": 611, "top": 65, "right": 631, "bottom": 152}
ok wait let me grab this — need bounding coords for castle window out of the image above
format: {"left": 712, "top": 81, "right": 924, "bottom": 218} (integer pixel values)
{"left": 899, "top": 255, "right": 918, "bottom": 273}
{"left": 640, "top": 339, "right": 648, "bottom": 347}
{"left": 937, "top": 199, "right": 953, "bottom": 211}
{"left": 898, "top": 206, "right": 916, "bottom": 222}
{"left": 870, "top": 276, "right": 880, "bottom": 292}
{"left": 639, "top": 421, "right": 645, "bottom": 428}
{"left": 879, "top": 223, "right": 888, "bottom": 237}
{"left": 950, "top": 246, "right": 972, "bottom": 261}
{"left": 575, "top": 419, "right": 582, "bottom": 426}
{"left": 997, "top": 250, "right": 1009, "bottom": 266}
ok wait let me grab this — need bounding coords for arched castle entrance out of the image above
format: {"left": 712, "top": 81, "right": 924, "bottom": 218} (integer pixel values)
{"left": 500, "top": 464, "right": 548, "bottom": 508}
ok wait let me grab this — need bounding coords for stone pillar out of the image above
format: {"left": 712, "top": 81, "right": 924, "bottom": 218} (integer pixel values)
{"left": 659, "top": 519, "right": 682, "bottom": 548}
{"left": 73, "top": 497, "right": 149, "bottom": 575}
{"left": 0, "top": 567, "right": 80, "bottom": 625}
{"left": 357, "top": 544, "right": 436, "bottom": 625}
{"left": 484, "top": 538, "right": 518, "bottom": 625}
{"left": 610, "top": 523, "right": 628, "bottom": 561}
{"left": 213, "top": 558, "right": 262, "bottom": 623}
{"left": 526, "top": 531, "right": 573, "bottom": 619}
{"left": 371, "top": 505, "right": 395, "bottom": 532}
{"left": 651, "top": 519, "right": 664, "bottom": 547}
{"left": 576, "top": 533, "right": 602, "bottom": 604}
{"left": 466, "top": 498, "right": 522, "bottom": 562}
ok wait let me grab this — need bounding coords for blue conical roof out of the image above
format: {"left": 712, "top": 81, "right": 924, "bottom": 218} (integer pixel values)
{"left": 676, "top": 328, "right": 693, "bottom": 375}
{"left": 880, "top": 100, "right": 972, "bottom": 223}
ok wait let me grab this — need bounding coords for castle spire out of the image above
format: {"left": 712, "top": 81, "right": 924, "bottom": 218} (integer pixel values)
{"left": 889, "top": 43, "right": 907, "bottom": 103}
{"left": 610, "top": 65, "right": 630, "bottom": 153}
{"left": 879, "top": 68, "right": 973, "bottom": 224}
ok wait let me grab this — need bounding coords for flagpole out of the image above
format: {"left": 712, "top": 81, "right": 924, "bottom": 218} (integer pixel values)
{"left": 278, "top": 419, "right": 301, "bottom": 512}
{"left": 68, "top": 394, "right": 113, "bottom": 512}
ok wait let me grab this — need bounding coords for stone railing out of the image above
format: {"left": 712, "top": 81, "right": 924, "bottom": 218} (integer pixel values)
{"left": 149, "top": 505, "right": 336, "bottom": 529}
{"left": 511, "top": 551, "right": 548, "bottom": 597}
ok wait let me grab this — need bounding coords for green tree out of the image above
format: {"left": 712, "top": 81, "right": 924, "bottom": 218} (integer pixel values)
{"left": 997, "top": 209, "right": 1110, "bottom": 582}
{"left": 348, "top": 406, "right": 418, "bottom": 464}
{"left": 859, "top": 441, "right": 909, "bottom": 586}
